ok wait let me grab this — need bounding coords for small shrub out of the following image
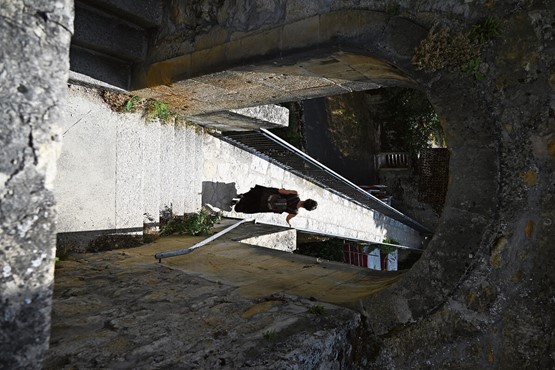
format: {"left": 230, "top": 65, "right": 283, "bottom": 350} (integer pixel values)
{"left": 469, "top": 16, "right": 502, "bottom": 44}
{"left": 101, "top": 90, "right": 129, "bottom": 111}
{"left": 185, "top": 208, "right": 222, "bottom": 236}
{"left": 461, "top": 56, "right": 484, "bottom": 80}
{"left": 412, "top": 18, "right": 501, "bottom": 80}
{"left": 380, "top": 238, "right": 399, "bottom": 255}
{"left": 147, "top": 101, "right": 173, "bottom": 123}
{"left": 412, "top": 26, "right": 480, "bottom": 73}
{"left": 143, "top": 232, "right": 160, "bottom": 243}
{"left": 308, "top": 304, "right": 325, "bottom": 315}
{"left": 160, "top": 208, "right": 222, "bottom": 236}
{"left": 124, "top": 95, "right": 144, "bottom": 112}
{"left": 160, "top": 216, "right": 187, "bottom": 236}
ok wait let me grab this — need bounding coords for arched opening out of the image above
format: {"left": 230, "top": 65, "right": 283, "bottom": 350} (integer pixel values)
{"left": 64, "top": 2, "right": 501, "bottom": 354}
{"left": 271, "top": 85, "right": 446, "bottom": 272}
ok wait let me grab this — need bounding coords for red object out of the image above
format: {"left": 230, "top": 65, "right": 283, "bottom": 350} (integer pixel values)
{"left": 343, "top": 244, "right": 368, "bottom": 267}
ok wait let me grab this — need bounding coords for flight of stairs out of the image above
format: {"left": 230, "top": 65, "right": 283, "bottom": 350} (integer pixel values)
{"left": 142, "top": 121, "right": 204, "bottom": 231}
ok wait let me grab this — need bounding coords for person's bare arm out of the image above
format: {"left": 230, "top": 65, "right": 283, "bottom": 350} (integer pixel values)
{"left": 285, "top": 213, "right": 297, "bottom": 226}
{"left": 278, "top": 188, "right": 298, "bottom": 195}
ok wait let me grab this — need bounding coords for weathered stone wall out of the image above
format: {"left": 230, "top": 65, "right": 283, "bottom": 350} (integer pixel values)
{"left": 0, "top": 1, "right": 72, "bottom": 368}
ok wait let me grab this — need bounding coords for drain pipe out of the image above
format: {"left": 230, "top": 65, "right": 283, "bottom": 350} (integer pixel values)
{"left": 154, "top": 218, "right": 255, "bottom": 262}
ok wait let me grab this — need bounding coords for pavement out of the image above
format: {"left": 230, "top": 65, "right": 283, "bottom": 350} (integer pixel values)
{"left": 55, "top": 84, "right": 424, "bottom": 250}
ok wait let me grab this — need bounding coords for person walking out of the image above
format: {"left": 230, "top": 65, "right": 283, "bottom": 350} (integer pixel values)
{"left": 232, "top": 184, "right": 317, "bottom": 226}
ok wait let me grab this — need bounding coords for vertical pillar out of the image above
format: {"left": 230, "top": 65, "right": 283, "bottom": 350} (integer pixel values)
{"left": 0, "top": 1, "right": 73, "bottom": 368}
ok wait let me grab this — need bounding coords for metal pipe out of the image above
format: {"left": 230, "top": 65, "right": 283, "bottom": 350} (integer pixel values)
{"left": 154, "top": 218, "right": 255, "bottom": 262}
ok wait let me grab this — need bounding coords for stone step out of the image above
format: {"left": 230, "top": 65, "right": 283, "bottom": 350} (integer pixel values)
{"left": 159, "top": 123, "right": 176, "bottom": 216}
{"left": 142, "top": 119, "right": 161, "bottom": 229}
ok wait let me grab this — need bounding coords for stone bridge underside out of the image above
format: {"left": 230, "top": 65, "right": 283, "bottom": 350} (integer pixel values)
{"left": 2, "top": 1, "right": 554, "bottom": 369}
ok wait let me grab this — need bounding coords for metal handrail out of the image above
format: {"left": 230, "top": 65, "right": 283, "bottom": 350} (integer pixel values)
{"left": 154, "top": 218, "right": 255, "bottom": 262}
{"left": 218, "top": 129, "right": 432, "bottom": 235}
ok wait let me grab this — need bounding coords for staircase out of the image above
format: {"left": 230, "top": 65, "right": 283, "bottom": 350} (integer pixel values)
{"left": 55, "top": 88, "right": 204, "bottom": 249}
{"left": 142, "top": 121, "right": 205, "bottom": 231}
{"left": 70, "top": 0, "right": 163, "bottom": 89}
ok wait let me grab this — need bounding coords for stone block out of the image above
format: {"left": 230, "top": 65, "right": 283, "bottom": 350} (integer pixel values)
{"left": 142, "top": 119, "right": 161, "bottom": 226}
{"left": 190, "top": 44, "right": 227, "bottom": 77}
{"left": 230, "top": 104, "right": 289, "bottom": 127}
{"left": 319, "top": 10, "right": 386, "bottom": 42}
{"left": 115, "top": 114, "right": 144, "bottom": 230}
{"left": 195, "top": 26, "right": 229, "bottom": 51}
{"left": 238, "top": 26, "right": 282, "bottom": 59}
{"left": 283, "top": 16, "right": 320, "bottom": 49}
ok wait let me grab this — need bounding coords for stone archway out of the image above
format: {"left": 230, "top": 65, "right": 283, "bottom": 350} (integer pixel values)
{"left": 133, "top": 6, "right": 499, "bottom": 338}
{"left": 126, "top": 4, "right": 554, "bottom": 367}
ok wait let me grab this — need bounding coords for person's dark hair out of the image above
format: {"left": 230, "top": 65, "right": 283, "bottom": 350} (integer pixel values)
{"left": 303, "top": 199, "right": 318, "bottom": 211}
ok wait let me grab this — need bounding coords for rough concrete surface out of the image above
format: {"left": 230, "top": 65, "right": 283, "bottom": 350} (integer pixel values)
{"left": 45, "top": 237, "right": 377, "bottom": 369}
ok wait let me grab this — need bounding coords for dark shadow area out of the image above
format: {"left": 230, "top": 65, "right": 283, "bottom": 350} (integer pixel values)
{"left": 56, "top": 227, "right": 145, "bottom": 256}
{"left": 294, "top": 232, "right": 423, "bottom": 272}
{"left": 201, "top": 181, "right": 238, "bottom": 211}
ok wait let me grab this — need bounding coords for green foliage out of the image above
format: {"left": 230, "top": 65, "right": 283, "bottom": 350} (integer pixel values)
{"left": 185, "top": 208, "right": 222, "bottom": 236}
{"left": 461, "top": 56, "right": 484, "bottom": 80}
{"left": 124, "top": 95, "right": 143, "bottom": 112}
{"left": 308, "top": 304, "right": 325, "bottom": 315}
{"left": 160, "top": 216, "right": 187, "bottom": 236}
{"left": 469, "top": 17, "right": 502, "bottom": 43}
{"left": 147, "top": 101, "right": 173, "bottom": 123}
{"left": 295, "top": 238, "right": 344, "bottom": 262}
{"left": 378, "top": 87, "right": 444, "bottom": 155}
{"left": 379, "top": 238, "right": 399, "bottom": 255}
{"left": 412, "top": 18, "right": 500, "bottom": 80}
{"left": 263, "top": 330, "right": 277, "bottom": 341}
{"left": 412, "top": 26, "right": 479, "bottom": 73}
{"left": 382, "top": 237, "right": 399, "bottom": 245}
{"left": 160, "top": 208, "right": 221, "bottom": 236}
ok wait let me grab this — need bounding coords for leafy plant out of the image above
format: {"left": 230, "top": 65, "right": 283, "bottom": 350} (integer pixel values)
{"left": 159, "top": 208, "right": 221, "bottom": 236}
{"left": 412, "top": 18, "right": 500, "bottom": 80}
{"left": 378, "top": 87, "right": 444, "bottom": 155}
{"left": 147, "top": 101, "right": 173, "bottom": 123}
{"left": 379, "top": 238, "right": 399, "bottom": 255}
{"left": 185, "top": 208, "right": 222, "bottom": 236}
{"left": 461, "top": 56, "right": 484, "bottom": 80}
{"left": 469, "top": 17, "right": 502, "bottom": 44}
{"left": 308, "top": 304, "right": 325, "bottom": 315}
{"left": 160, "top": 216, "right": 187, "bottom": 236}
{"left": 294, "top": 238, "right": 344, "bottom": 262}
{"left": 124, "top": 95, "right": 144, "bottom": 112}
{"left": 412, "top": 26, "right": 480, "bottom": 73}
